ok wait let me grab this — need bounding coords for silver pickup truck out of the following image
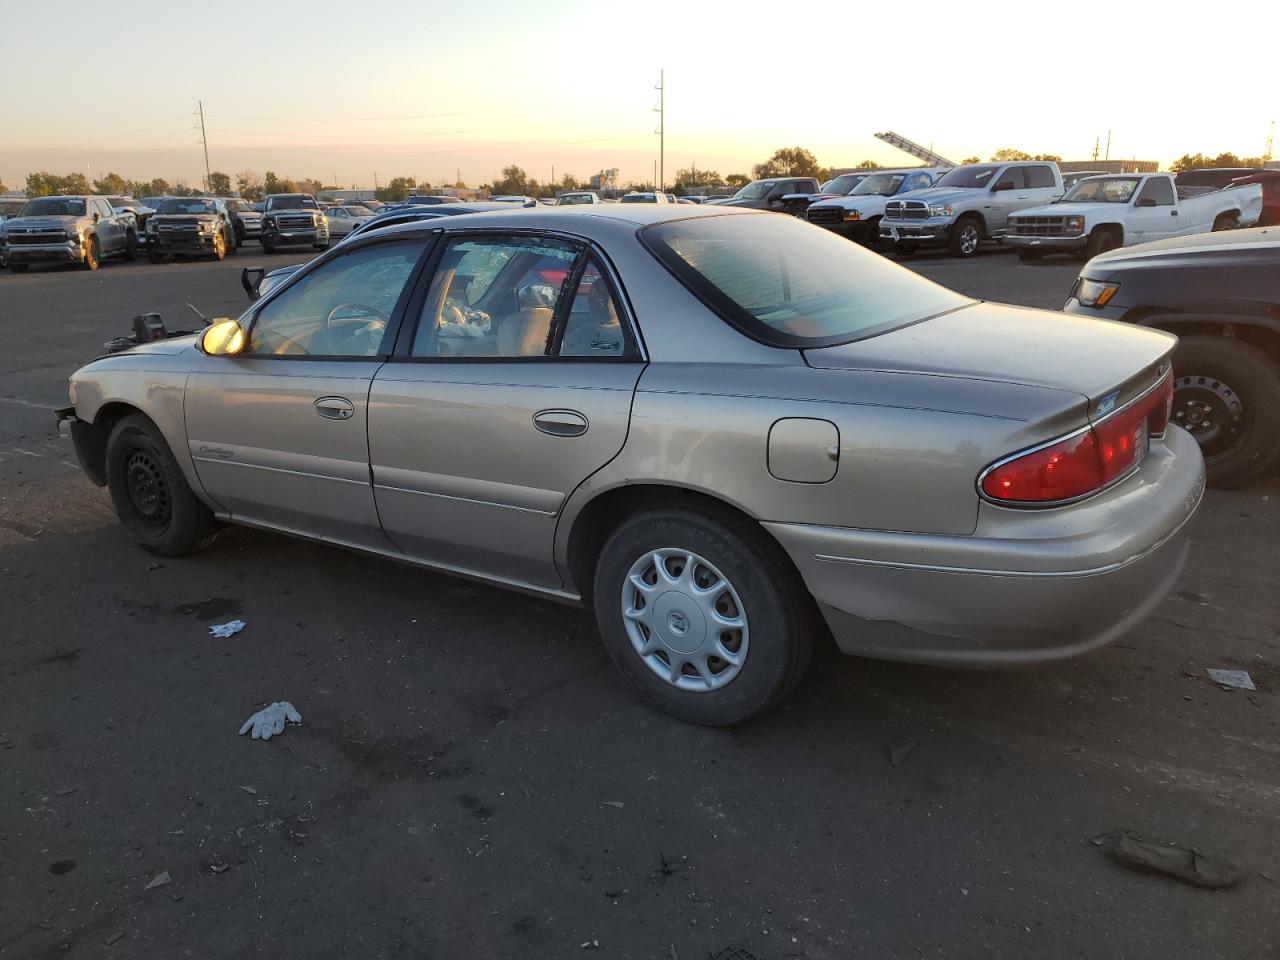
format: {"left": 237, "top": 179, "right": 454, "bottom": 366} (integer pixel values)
{"left": 879, "top": 161, "right": 1064, "bottom": 259}
{"left": 4, "top": 195, "right": 138, "bottom": 272}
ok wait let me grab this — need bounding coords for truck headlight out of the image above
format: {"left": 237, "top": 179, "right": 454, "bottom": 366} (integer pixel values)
{"left": 146, "top": 220, "right": 158, "bottom": 233}
{"left": 1064, "top": 215, "right": 1085, "bottom": 233}
{"left": 1073, "top": 278, "right": 1120, "bottom": 308}
{"left": 842, "top": 210, "right": 861, "bottom": 222}
{"left": 200, "top": 222, "right": 216, "bottom": 234}
{"left": 928, "top": 204, "right": 953, "bottom": 217}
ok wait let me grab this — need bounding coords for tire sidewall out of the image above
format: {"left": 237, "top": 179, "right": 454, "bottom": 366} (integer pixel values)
{"left": 593, "top": 509, "right": 802, "bottom": 726}
{"left": 950, "top": 217, "right": 981, "bottom": 258}
{"left": 105, "top": 417, "right": 210, "bottom": 555}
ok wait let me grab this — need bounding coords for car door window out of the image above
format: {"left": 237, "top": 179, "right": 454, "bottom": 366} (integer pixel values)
{"left": 1136, "top": 177, "right": 1175, "bottom": 206}
{"left": 993, "top": 168, "right": 1027, "bottom": 190}
{"left": 410, "top": 235, "right": 580, "bottom": 359}
{"left": 248, "top": 239, "right": 425, "bottom": 357}
{"left": 556, "top": 256, "right": 639, "bottom": 359}
{"left": 1026, "top": 165, "right": 1056, "bottom": 189}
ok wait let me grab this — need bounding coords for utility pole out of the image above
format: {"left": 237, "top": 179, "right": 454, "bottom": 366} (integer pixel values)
{"left": 653, "top": 69, "right": 664, "bottom": 191}
{"left": 1104, "top": 129, "right": 1112, "bottom": 162}
{"left": 1265, "top": 121, "right": 1275, "bottom": 164}
{"left": 1092, "top": 137, "right": 1100, "bottom": 162}
{"left": 197, "top": 100, "right": 211, "bottom": 193}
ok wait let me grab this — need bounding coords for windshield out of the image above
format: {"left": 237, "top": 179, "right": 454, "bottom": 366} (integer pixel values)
{"left": 1062, "top": 177, "right": 1141, "bottom": 203}
{"left": 225, "top": 200, "right": 251, "bottom": 212}
{"left": 21, "top": 198, "right": 86, "bottom": 217}
{"left": 642, "top": 213, "right": 969, "bottom": 348}
{"left": 934, "top": 165, "right": 1002, "bottom": 188}
{"left": 731, "top": 181, "right": 776, "bottom": 200}
{"left": 850, "top": 173, "right": 908, "bottom": 197}
{"left": 620, "top": 194, "right": 655, "bottom": 203}
{"left": 558, "top": 194, "right": 594, "bottom": 204}
{"left": 821, "top": 174, "right": 865, "bottom": 195}
{"left": 269, "top": 196, "right": 318, "bottom": 210}
{"left": 156, "top": 199, "right": 217, "bottom": 215}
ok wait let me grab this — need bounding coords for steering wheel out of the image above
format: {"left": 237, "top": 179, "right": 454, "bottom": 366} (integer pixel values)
{"left": 325, "top": 301, "right": 389, "bottom": 329}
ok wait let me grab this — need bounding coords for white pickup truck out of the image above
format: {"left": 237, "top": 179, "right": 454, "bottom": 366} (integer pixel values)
{"left": 1007, "top": 173, "right": 1264, "bottom": 261}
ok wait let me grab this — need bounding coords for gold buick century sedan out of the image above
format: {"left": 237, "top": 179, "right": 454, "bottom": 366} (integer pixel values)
{"left": 58, "top": 206, "right": 1204, "bottom": 724}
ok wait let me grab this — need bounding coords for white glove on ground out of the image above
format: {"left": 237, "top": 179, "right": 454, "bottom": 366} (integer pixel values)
{"left": 239, "top": 701, "right": 302, "bottom": 740}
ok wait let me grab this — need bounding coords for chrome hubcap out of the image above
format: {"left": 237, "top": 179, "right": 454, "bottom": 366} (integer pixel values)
{"left": 621, "top": 548, "right": 749, "bottom": 692}
{"left": 960, "top": 226, "right": 979, "bottom": 254}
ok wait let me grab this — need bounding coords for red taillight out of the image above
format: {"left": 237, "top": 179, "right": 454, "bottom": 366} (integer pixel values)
{"left": 981, "top": 372, "right": 1173, "bottom": 505}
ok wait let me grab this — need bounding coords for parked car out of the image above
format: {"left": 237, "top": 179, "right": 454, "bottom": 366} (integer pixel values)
{"left": 806, "top": 168, "right": 943, "bottom": 246}
{"left": 145, "top": 197, "right": 238, "bottom": 262}
{"left": 1064, "top": 225, "right": 1280, "bottom": 485}
{"left": 490, "top": 195, "right": 539, "bottom": 207}
{"left": 1175, "top": 167, "right": 1266, "bottom": 191}
{"left": 4, "top": 195, "right": 137, "bottom": 271}
{"left": 0, "top": 197, "right": 26, "bottom": 267}
{"left": 106, "top": 196, "right": 156, "bottom": 244}
{"left": 619, "top": 192, "right": 671, "bottom": 204}
{"left": 1007, "top": 173, "right": 1263, "bottom": 261}
{"left": 1230, "top": 170, "right": 1280, "bottom": 226}
{"left": 879, "top": 161, "right": 1064, "bottom": 258}
{"left": 779, "top": 172, "right": 874, "bottom": 217}
{"left": 58, "top": 206, "right": 1202, "bottom": 725}
{"left": 404, "top": 195, "right": 461, "bottom": 206}
{"left": 223, "top": 198, "right": 262, "bottom": 243}
{"left": 259, "top": 194, "right": 329, "bottom": 253}
{"left": 705, "top": 177, "right": 822, "bottom": 212}
{"left": 325, "top": 205, "right": 374, "bottom": 238}
{"left": 556, "top": 191, "right": 604, "bottom": 205}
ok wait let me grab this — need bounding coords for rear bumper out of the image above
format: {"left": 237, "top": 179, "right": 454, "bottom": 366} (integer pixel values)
{"left": 766, "top": 426, "right": 1205, "bottom": 666}
{"left": 1006, "top": 234, "right": 1086, "bottom": 251}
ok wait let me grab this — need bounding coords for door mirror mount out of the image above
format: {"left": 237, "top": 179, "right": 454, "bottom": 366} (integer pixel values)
{"left": 199, "top": 319, "right": 246, "bottom": 356}
{"left": 991, "top": 181, "right": 1014, "bottom": 192}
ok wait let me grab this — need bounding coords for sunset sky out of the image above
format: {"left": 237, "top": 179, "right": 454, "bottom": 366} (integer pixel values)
{"left": 1, "top": 0, "right": 1274, "bottom": 191}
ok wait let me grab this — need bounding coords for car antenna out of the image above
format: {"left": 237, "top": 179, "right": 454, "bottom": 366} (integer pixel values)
{"left": 187, "top": 302, "right": 209, "bottom": 325}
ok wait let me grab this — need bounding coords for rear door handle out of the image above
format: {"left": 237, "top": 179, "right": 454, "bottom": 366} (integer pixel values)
{"left": 314, "top": 396, "right": 354, "bottom": 420}
{"left": 533, "top": 409, "right": 588, "bottom": 437}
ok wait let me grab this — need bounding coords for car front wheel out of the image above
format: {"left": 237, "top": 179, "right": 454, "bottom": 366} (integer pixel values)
{"left": 105, "top": 414, "right": 219, "bottom": 556}
{"left": 592, "top": 505, "right": 814, "bottom": 725}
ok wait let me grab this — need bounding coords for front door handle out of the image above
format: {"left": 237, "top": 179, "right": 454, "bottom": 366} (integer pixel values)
{"left": 533, "top": 409, "right": 588, "bottom": 437}
{"left": 315, "top": 396, "right": 354, "bottom": 420}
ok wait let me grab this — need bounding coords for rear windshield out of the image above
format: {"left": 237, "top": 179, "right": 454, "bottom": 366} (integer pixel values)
{"left": 642, "top": 214, "right": 969, "bottom": 348}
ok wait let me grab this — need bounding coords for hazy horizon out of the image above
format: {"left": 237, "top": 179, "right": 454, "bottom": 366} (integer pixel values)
{"left": 2, "top": 0, "right": 1274, "bottom": 192}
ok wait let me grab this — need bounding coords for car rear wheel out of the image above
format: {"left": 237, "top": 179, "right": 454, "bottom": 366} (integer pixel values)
{"left": 1171, "top": 335, "right": 1280, "bottom": 487}
{"left": 948, "top": 216, "right": 982, "bottom": 258}
{"left": 105, "top": 414, "right": 220, "bottom": 556}
{"left": 82, "top": 236, "right": 100, "bottom": 271}
{"left": 592, "top": 505, "right": 814, "bottom": 725}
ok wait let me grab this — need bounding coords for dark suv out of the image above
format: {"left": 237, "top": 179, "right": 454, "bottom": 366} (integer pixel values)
{"left": 706, "top": 177, "right": 821, "bottom": 212}
{"left": 259, "top": 194, "right": 329, "bottom": 253}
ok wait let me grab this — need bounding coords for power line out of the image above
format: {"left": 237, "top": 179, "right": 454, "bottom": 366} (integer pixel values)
{"left": 204, "top": 108, "right": 508, "bottom": 123}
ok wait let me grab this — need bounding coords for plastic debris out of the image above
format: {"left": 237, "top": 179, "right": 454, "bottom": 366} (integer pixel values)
{"left": 237, "top": 785, "right": 257, "bottom": 795}
{"left": 144, "top": 871, "right": 171, "bottom": 891}
{"left": 104, "top": 931, "right": 124, "bottom": 946}
{"left": 888, "top": 738, "right": 918, "bottom": 766}
{"left": 1093, "top": 830, "right": 1247, "bottom": 890}
{"left": 1206, "top": 669, "right": 1255, "bottom": 691}
{"left": 209, "top": 619, "right": 246, "bottom": 639}
{"left": 238, "top": 701, "right": 301, "bottom": 740}
{"left": 601, "top": 800, "right": 625, "bottom": 809}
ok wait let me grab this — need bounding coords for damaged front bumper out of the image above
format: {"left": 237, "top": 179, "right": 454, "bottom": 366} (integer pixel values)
{"left": 56, "top": 406, "right": 107, "bottom": 485}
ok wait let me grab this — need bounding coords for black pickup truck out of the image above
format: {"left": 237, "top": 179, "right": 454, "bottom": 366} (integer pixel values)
{"left": 1064, "top": 226, "right": 1280, "bottom": 486}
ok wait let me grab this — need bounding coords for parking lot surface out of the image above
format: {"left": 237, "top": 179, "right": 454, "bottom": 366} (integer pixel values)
{"left": 2, "top": 248, "right": 1278, "bottom": 959}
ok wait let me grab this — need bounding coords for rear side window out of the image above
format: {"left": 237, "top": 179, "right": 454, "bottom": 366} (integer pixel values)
{"left": 641, "top": 214, "right": 968, "bottom": 348}
{"left": 1027, "top": 165, "right": 1056, "bottom": 188}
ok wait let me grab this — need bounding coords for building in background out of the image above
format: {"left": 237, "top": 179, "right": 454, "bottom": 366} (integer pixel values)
{"left": 1060, "top": 159, "right": 1159, "bottom": 174}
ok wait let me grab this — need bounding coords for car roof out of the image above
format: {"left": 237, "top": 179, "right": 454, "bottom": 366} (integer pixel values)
{"left": 358, "top": 204, "right": 756, "bottom": 240}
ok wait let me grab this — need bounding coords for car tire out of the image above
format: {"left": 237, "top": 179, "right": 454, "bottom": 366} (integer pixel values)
{"left": 123, "top": 230, "right": 138, "bottom": 261}
{"left": 893, "top": 242, "right": 918, "bottom": 257}
{"left": 261, "top": 238, "right": 275, "bottom": 254}
{"left": 863, "top": 218, "right": 882, "bottom": 251}
{"left": 82, "top": 236, "right": 100, "bottom": 271}
{"left": 105, "top": 414, "right": 220, "bottom": 557}
{"left": 1171, "top": 335, "right": 1280, "bottom": 488}
{"left": 1212, "top": 213, "right": 1240, "bottom": 232}
{"left": 1084, "top": 227, "right": 1118, "bottom": 260}
{"left": 592, "top": 504, "right": 814, "bottom": 726}
{"left": 1018, "top": 248, "right": 1044, "bottom": 262}
{"left": 212, "top": 233, "right": 226, "bottom": 261}
{"left": 948, "top": 216, "right": 982, "bottom": 258}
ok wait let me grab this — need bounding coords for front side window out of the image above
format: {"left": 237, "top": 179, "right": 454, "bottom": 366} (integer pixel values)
{"left": 248, "top": 240, "right": 425, "bottom": 357}
{"left": 993, "top": 168, "right": 1027, "bottom": 190}
{"left": 643, "top": 214, "right": 969, "bottom": 348}
{"left": 1136, "top": 177, "right": 1175, "bottom": 206}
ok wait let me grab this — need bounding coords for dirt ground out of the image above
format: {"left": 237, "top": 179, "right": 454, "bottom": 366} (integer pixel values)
{"left": 2, "top": 249, "right": 1277, "bottom": 959}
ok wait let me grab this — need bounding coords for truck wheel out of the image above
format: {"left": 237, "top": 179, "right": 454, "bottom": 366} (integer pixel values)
{"left": 1083, "top": 227, "right": 1118, "bottom": 260}
{"left": 211, "top": 233, "right": 226, "bottom": 261}
{"left": 82, "top": 236, "right": 100, "bottom": 271}
{"left": 1018, "top": 249, "right": 1044, "bottom": 262}
{"left": 863, "top": 218, "right": 882, "bottom": 250}
{"left": 1212, "top": 213, "right": 1240, "bottom": 232}
{"left": 105, "top": 414, "right": 220, "bottom": 556}
{"left": 261, "top": 238, "right": 275, "bottom": 254}
{"left": 948, "top": 216, "right": 982, "bottom": 258}
{"left": 592, "top": 504, "right": 814, "bottom": 725}
{"left": 123, "top": 230, "right": 138, "bottom": 261}
{"left": 893, "top": 242, "right": 918, "bottom": 257}
{"left": 1171, "top": 335, "right": 1280, "bottom": 487}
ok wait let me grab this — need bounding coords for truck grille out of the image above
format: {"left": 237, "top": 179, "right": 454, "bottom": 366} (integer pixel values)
{"left": 7, "top": 231, "right": 67, "bottom": 245}
{"left": 805, "top": 206, "right": 843, "bottom": 226}
{"left": 885, "top": 200, "right": 929, "bottom": 220}
{"left": 158, "top": 219, "right": 200, "bottom": 233}
{"left": 276, "top": 215, "right": 316, "bottom": 229}
{"left": 1011, "top": 216, "right": 1068, "bottom": 237}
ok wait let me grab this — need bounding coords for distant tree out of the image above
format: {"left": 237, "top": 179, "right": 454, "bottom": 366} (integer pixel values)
{"left": 454, "top": 180, "right": 467, "bottom": 189}
{"left": 207, "top": 171, "right": 233, "bottom": 196}
{"left": 92, "top": 172, "right": 129, "bottom": 195}
{"left": 64, "top": 173, "right": 91, "bottom": 194}
{"left": 147, "top": 178, "right": 172, "bottom": 197}
{"left": 490, "top": 165, "right": 532, "bottom": 196}
{"left": 170, "top": 180, "right": 196, "bottom": 197}
{"left": 26, "top": 171, "right": 91, "bottom": 196}
{"left": 375, "top": 176, "right": 417, "bottom": 202}
{"left": 1171, "top": 151, "right": 1262, "bottom": 172}
{"left": 628, "top": 181, "right": 656, "bottom": 193}
{"left": 961, "top": 156, "right": 981, "bottom": 164}
{"left": 0, "top": 177, "right": 6, "bottom": 194}
{"left": 264, "top": 171, "right": 303, "bottom": 195}
{"left": 854, "top": 160, "right": 880, "bottom": 170}
{"left": 1031, "top": 154, "right": 1062, "bottom": 162}
{"left": 560, "top": 172, "right": 581, "bottom": 191}
{"left": 725, "top": 173, "right": 749, "bottom": 188}
{"left": 674, "top": 165, "right": 721, "bottom": 188}
{"left": 991, "top": 148, "right": 1032, "bottom": 162}
{"left": 752, "top": 147, "right": 823, "bottom": 180}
